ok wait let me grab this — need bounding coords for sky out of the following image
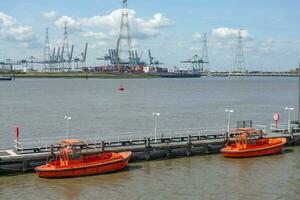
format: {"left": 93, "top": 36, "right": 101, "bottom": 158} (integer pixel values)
{"left": 0, "top": 0, "right": 300, "bottom": 71}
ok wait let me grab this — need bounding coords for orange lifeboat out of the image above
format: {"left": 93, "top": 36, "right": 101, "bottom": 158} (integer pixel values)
{"left": 35, "top": 140, "right": 132, "bottom": 178}
{"left": 221, "top": 131, "right": 286, "bottom": 158}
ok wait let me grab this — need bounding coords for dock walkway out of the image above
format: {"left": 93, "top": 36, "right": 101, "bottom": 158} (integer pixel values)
{"left": 0, "top": 126, "right": 299, "bottom": 173}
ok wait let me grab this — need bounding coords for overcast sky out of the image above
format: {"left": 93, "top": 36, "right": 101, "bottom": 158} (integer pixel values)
{"left": 0, "top": 0, "right": 299, "bottom": 71}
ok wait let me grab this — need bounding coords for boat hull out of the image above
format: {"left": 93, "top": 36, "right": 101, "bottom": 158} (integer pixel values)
{"left": 35, "top": 152, "right": 131, "bottom": 178}
{"left": 0, "top": 76, "right": 12, "bottom": 81}
{"left": 159, "top": 73, "right": 201, "bottom": 78}
{"left": 221, "top": 138, "right": 286, "bottom": 158}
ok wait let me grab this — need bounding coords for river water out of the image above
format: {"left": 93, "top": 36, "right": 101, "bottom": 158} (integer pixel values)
{"left": 0, "top": 77, "right": 299, "bottom": 199}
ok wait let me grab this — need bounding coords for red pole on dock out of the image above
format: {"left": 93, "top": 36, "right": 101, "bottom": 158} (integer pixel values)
{"left": 273, "top": 113, "right": 279, "bottom": 129}
{"left": 15, "top": 126, "right": 19, "bottom": 142}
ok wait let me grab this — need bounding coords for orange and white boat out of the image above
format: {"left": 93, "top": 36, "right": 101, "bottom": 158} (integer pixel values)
{"left": 221, "top": 129, "right": 286, "bottom": 158}
{"left": 35, "top": 140, "right": 131, "bottom": 178}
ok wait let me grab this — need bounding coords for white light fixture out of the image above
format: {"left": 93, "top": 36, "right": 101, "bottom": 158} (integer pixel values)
{"left": 153, "top": 112, "right": 160, "bottom": 142}
{"left": 64, "top": 115, "right": 72, "bottom": 139}
{"left": 225, "top": 109, "right": 234, "bottom": 134}
{"left": 285, "top": 107, "right": 294, "bottom": 132}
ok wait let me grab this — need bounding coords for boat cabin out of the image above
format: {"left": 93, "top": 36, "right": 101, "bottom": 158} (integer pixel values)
{"left": 47, "top": 139, "right": 115, "bottom": 167}
{"left": 53, "top": 140, "right": 86, "bottom": 166}
{"left": 234, "top": 128, "right": 266, "bottom": 150}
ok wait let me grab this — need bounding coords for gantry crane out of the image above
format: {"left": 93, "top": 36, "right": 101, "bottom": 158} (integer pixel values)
{"left": 181, "top": 55, "right": 208, "bottom": 73}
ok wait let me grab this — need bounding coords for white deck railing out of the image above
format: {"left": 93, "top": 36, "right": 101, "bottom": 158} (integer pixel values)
{"left": 14, "top": 126, "right": 228, "bottom": 152}
{"left": 13, "top": 124, "right": 271, "bottom": 152}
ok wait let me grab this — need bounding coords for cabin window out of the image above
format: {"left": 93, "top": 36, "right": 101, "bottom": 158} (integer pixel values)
{"left": 68, "top": 151, "right": 82, "bottom": 160}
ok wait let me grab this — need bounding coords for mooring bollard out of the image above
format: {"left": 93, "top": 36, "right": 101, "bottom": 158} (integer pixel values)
{"left": 145, "top": 137, "right": 151, "bottom": 148}
{"left": 225, "top": 131, "right": 229, "bottom": 145}
{"left": 144, "top": 137, "right": 151, "bottom": 160}
{"left": 186, "top": 135, "right": 192, "bottom": 156}
{"left": 145, "top": 152, "right": 151, "bottom": 161}
{"left": 187, "top": 135, "right": 192, "bottom": 145}
{"left": 50, "top": 145, "right": 54, "bottom": 157}
{"left": 22, "top": 160, "right": 27, "bottom": 172}
{"left": 101, "top": 141, "right": 105, "bottom": 152}
{"left": 204, "top": 145, "right": 210, "bottom": 154}
{"left": 166, "top": 145, "right": 172, "bottom": 159}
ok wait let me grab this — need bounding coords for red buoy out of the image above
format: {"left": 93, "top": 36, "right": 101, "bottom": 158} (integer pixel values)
{"left": 118, "top": 83, "right": 125, "bottom": 91}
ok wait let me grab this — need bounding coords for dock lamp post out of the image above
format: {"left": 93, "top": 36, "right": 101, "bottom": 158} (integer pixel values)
{"left": 225, "top": 109, "right": 234, "bottom": 134}
{"left": 153, "top": 112, "right": 160, "bottom": 142}
{"left": 285, "top": 107, "right": 294, "bottom": 132}
{"left": 64, "top": 115, "right": 72, "bottom": 139}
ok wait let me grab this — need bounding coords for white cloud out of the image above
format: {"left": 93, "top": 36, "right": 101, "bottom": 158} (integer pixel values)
{"left": 0, "top": 12, "right": 15, "bottom": 26}
{"left": 189, "top": 46, "right": 201, "bottom": 51}
{"left": 139, "top": 13, "right": 172, "bottom": 29}
{"left": 131, "top": 39, "right": 140, "bottom": 49}
{"left": 210, "top": 40, "right": 236, "bottom": 49}
{"left": 79, "top": 9, "right": 172, "bottom": 39}
{"left": 176, "top": 42, "right": 186, "bottom": 48}
{"left": 19, "top": 42, "right": 29, "bottom": 48}
{"left": 193, "top": 32, "right": 202, "bottom": 41}
{"left": 51, "top": 9, "right": 172, "bottom": 48}
{"left": 212, "top": 27, "right": 251, "bottom": 39}
{"left": 0, "top": 12, "right": 37, "bottom": 44}
{"left": 89, "top": 41, "right": 108, "bottom": 49}
{"left": 83, "top": 31, "right": 107, "bottom": 40}
{"left": 54, "top": 16, "right": 82, "bottom": 32}
{"left": 245, "top": 38, "right": 275, "bottom": 53}
{"left": 43, "top": 11, "right": 57, "bottom": 19}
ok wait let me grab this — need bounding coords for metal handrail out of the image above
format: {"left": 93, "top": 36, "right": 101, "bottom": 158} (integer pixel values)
{"left": 270, "top": 123, "right": 288, "bottom": 132}
{"left": 13, "top": 125, "right": 266, "bottom": 151}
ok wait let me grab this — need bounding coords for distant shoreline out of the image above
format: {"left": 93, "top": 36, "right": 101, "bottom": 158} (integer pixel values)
{"left": 0, "top": 72, "right": 161, "bottom": 79}
{"left": 0, "top": 71, "right": 298, "bottom": 79}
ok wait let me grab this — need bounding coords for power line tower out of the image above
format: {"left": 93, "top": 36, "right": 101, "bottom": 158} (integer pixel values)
{"left": 233, "top": 29, "right": 246, "bottom": 73}
{"left": 201, "top": 33, "right": 210, "bottom": 71}
{"left": 43, "top": 28, "right": 51, "bottom": 71}
{"left": 116, "top": 0, "right": 133, "bottom": 69}
{"left": 61, "top": 22, "right": 71, "bottom": 71}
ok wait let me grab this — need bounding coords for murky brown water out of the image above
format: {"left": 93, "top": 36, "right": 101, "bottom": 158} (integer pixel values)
{"left": 1, "top": 147, "right": 300, "bottom": 200}
{"left": 0, "top": 77, "right": 299, "bottom": 199}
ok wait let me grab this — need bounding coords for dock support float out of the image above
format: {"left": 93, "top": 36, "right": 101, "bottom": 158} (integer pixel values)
{"left": 145, "top": 137, "right": 151, "bottom": 160}
{"left": 101, "top": 141, "right": 105, "bottom": 152}
{"left": 166, "top": 145, "right": 172, "bottom": 159}
{"left": 186, "top": 135, "right": 192, "bottom": 156}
